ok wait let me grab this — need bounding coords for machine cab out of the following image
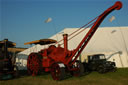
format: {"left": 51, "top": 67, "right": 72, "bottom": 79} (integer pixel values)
{"left": 88, "top": 54, "right": 106, "bottom": 62}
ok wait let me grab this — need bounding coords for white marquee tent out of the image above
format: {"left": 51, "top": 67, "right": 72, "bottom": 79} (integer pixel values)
{"left": 16, "top": 27, "right": 128, "bottom": 69}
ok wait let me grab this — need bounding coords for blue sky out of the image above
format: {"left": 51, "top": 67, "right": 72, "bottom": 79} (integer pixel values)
{"left": 0, "top": 0, "right": 128, "bottom": 47}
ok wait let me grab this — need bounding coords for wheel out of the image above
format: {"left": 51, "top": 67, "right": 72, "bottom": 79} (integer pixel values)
{"left": 27, "top": 53, "right": 42, "bottom": 76}
{"left": 111, "top": 66, "right": 117, "bottom": 72}
{"left": 97, "top": 65, "right": 106, "bottom": 74}
{"left": 71, "top": 61, "right": 84, "bottom": 77}
{"left": 50, "top": 63, "right": 65, "bottom": 80}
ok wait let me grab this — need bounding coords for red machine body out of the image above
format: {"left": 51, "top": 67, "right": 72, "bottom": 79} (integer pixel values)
{"left": 27, "top": 1, "right": 122, "bottom": 80}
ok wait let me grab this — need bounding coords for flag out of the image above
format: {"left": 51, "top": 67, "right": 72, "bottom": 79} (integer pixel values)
{"left": 45, "top": 17, "right": 52, "bottom": 23}
{"left": 109, "top": 16, "right": 115, "bottom": 22}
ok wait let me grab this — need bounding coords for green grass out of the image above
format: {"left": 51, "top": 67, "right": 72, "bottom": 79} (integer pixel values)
{"left": 0, "top": 68, "right": 128, "bottom": 85}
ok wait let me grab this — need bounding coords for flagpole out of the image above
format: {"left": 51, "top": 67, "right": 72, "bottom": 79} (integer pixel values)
{"left": 44, "top": 17, "right": 59, "bottom": 42}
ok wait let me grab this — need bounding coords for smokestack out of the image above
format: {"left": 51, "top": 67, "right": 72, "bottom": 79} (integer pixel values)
{"left": 4, "top": 39, "right": 8, "bottom": 59}
{"left": 63, "top": 34, "right": 68, "bottom": 53}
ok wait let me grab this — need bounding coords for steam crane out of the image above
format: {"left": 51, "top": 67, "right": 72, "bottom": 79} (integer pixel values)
{"left": 26, "top": 1, "right": 122, "bottom": 80}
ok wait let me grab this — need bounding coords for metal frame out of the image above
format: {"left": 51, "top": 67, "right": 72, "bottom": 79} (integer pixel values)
{"left": 27, "top": 1, "right": 122, "bottom": 80}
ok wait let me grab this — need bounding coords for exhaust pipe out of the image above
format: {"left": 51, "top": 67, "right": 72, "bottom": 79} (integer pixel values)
{"left": 63, "top": 34, "right": 68, "bottom": 53}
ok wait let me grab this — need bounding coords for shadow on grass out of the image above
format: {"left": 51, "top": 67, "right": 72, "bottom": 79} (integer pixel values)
{"left": 10, "top": 68, "right": 119, "bottom": 81}
{"left": 17, "top": 70, "right": 52, "bottom": 79}
{"left": 1, "top": 68, "right": 119, "bottom": 81}
{"left": 18, "top": 70, "right": 29, "bottom": 77}
{"left": 0, "top": 70, "right": 29, "bottom": 81}
{"left": 17, "top": 69, "right": 93, "bottom": 80}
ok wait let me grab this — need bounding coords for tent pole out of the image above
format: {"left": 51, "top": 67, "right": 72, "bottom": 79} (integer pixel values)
{"left": 119, "top": 28, "right": 128, "bottom": 65}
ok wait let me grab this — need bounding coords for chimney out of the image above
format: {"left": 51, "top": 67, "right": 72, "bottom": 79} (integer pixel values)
{"left": 63, "top": 34, "right": 68, "bottom": 53}
{"left": 4, "top": 39, "right": 8, "bottom": 59}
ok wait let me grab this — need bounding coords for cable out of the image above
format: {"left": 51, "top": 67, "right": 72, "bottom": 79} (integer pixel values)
{"left": 56, "top": 16, "right": 99, "bottom": 45}
{"left": 59, "top": 22, "right": 95, "bottom": 46}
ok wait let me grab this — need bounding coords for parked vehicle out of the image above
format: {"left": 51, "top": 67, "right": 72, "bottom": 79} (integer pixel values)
{"left": 85, "top": 54, "right": 116, "bottom": 73}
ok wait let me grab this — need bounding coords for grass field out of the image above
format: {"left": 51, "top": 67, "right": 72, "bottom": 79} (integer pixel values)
{"left": 0, "top": 68, "right": 128, "bottom": 85}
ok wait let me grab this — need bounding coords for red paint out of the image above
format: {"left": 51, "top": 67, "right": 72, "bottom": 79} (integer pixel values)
{"left": 27, "top": 1, "right": 122, "bottom": 77}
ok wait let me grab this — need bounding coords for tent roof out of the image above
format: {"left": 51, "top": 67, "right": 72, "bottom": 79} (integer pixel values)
{"left": 19, "top": 26, "right": 128, "bottom": 55}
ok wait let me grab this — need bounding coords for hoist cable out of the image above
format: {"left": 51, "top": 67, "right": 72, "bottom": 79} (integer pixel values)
{"left": 56, "top": 16, "right": 99, "bottom": 45}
